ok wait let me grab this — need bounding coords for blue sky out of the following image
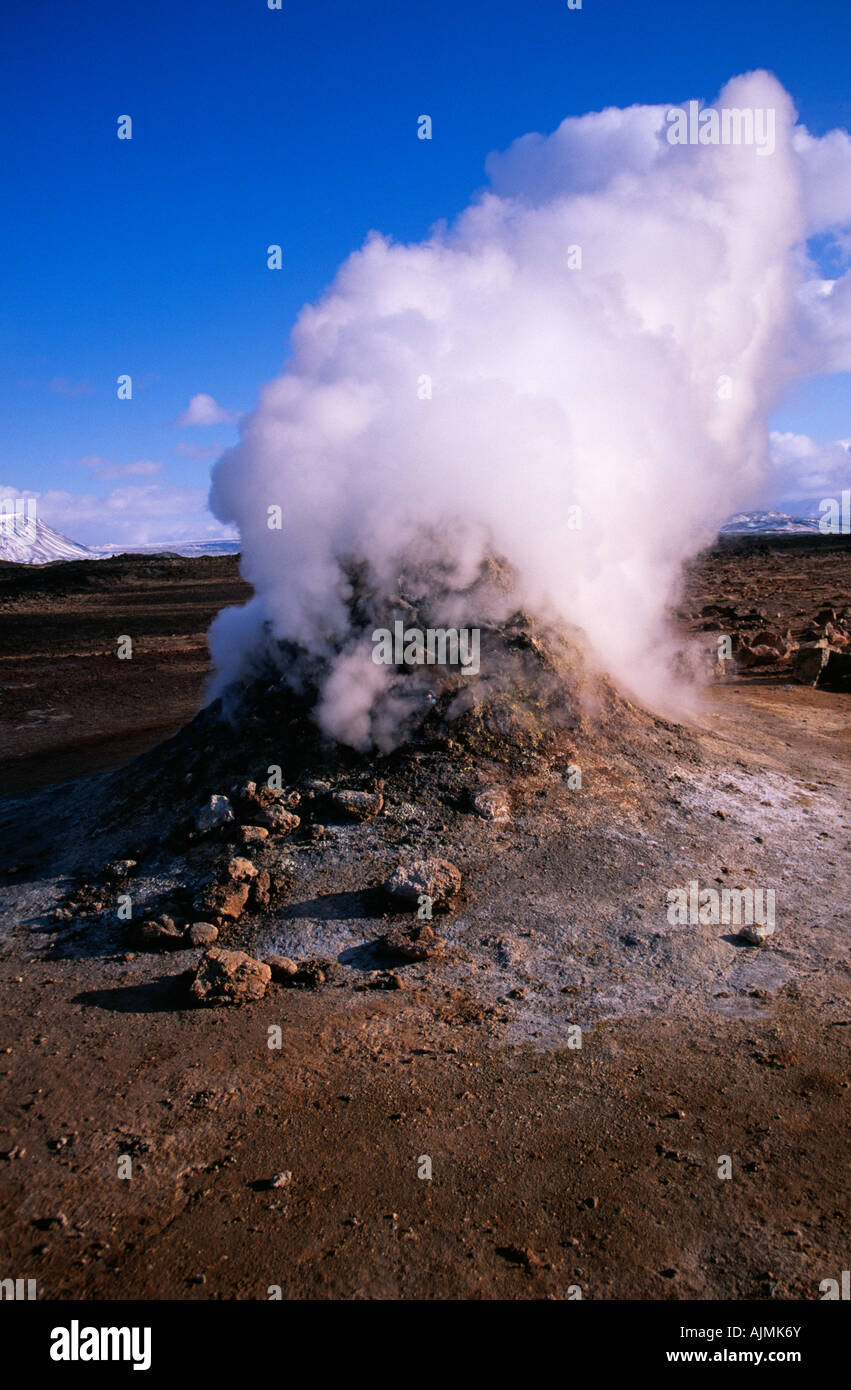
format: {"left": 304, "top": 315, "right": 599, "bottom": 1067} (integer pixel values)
{"left": 1, "top": 0, "right": 849, "bottom": 543}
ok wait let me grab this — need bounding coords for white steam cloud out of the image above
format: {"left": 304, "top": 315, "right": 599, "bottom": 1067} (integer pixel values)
{"left": 209, "top": 71, "right": 851, "bottom": 748}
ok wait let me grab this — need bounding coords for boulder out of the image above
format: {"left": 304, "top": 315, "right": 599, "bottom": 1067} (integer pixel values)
{"left": 383, "top": 858, "right": 462, "bottom": 911}
{"left": 793, "top": 641, "right": 830, "bottom": 686}
{"left": 266, "top": 955, "right": 332, "bottom": 988}
{"left": 737, "top": 643, "right": 784, "bottom": 669}
{"left": 751, "top": 629, "right": 789, "bottom": 653}
{"left": 236, "top": 781, "right": 300, "bottom": 811}
{"left": 188, "top": 948, "right": 271, "bottom": 1006}
{"left": 291, "top": 957, "right": 333, "bottom": 989}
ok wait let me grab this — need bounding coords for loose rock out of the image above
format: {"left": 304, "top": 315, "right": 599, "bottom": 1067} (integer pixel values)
{"left": 378, "top": 922, "right": 445, "bottom": 962}
{"left": 188, "top": 948, "right": 271, "bottom": 1006}
{"left": 331, "top": 789, "right": 384, "bottom": 821}
{"left": 470, "top": 787, "right": 511, "bottom": 821}
{"left": 793, "top": 641, "right": 830, "bottom": 685}
{"left": 195, "top": 795, "right": 234, "bottom": 834}
{"left": 197, "top": 881, "right": 251, "bottom": 923}
{"left": 383, "top": 858, "right": 462, "bottom": 910}
{"left": 257, "top": 804, "right": 301, "bottom": 834}
{"left": 738, "top": 923, "right": 772, "bottom": 947}
{"left": 132, "top": 916, "right": 184, "bottom": 950}
{"left": 224, "top": 856, "right": 258, "bottom": 883}
{"left": 266, "top": 955, "right": 299, "bottom": 982}
{"left": 237, "top": 825, "right": 269, "bottom": 846}
{"left": 187, "top": 922, "right": 219, "bottom": 947}
{"left": 104, "top": 860, "right": 138, "bottom": 882}
{"left": 356, "top": 969, "right": 404, "bottom": 991}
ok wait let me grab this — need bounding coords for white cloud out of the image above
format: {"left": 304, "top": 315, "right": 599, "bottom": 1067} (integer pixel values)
{"left": 768, "top": 431, "right": 851, "bottom": 501}
{"left": 177, "top": 393, "right": 238, "bottom": 427}
{"left": 0, "top": 481, "right": 236, "bottom": 548}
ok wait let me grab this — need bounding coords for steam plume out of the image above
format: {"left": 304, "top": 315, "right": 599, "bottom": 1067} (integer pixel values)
{"left": 209, "top": 72, "right": 851, "bottom": 748}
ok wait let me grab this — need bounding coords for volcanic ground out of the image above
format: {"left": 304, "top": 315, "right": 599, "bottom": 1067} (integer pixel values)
{"left": 0, "top": 536, "right": 848, "bottom": 1300}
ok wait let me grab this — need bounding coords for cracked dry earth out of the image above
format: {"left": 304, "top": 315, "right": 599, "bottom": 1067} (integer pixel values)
{"left": 0, "top": 546, "right": 849, "bottom": 1301}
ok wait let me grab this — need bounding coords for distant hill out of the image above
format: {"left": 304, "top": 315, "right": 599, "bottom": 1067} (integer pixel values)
{"left": 0, "top": 515, "right": 94, "bottom": 564}
{"left": 90, "top": 539, "right": 240, "bottom": 559}
{"left": 720, "top": 509, "right": 821, "bottom": 535}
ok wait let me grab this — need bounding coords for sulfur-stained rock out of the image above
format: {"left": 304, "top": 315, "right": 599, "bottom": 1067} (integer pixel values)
{"left": 188, "top": 948, "right": 271, "bottom": 1006}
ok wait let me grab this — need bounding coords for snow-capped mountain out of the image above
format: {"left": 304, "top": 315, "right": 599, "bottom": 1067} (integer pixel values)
{"left": 720, "top": 509, "right": 821, "bottom": 535}
{"left": 0, "top": 515, "right": 95, "bottom": 564}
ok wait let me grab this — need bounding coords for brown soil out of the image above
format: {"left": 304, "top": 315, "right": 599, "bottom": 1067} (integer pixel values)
{"left": 0, "top": 538, "right": 848, "bottom": 1301}
{"left": 0, "top": 554, "right": 250, "bottom": 795}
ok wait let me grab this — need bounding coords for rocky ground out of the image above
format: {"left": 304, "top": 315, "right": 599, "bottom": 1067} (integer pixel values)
{"left": 0, "top": 537, "right": 848, "bottom": 1300}
{"left": 0, "top": 553, "right": 248, "bottom": 795}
